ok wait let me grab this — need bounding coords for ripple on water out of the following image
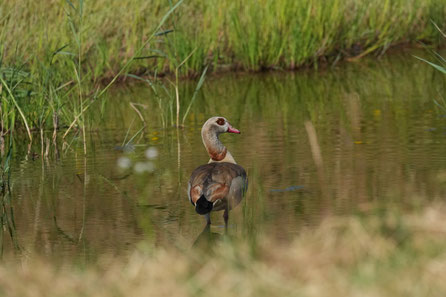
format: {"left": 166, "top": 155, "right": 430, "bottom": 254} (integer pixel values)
{"left": 6, "top": 52, "right": 446, "bottom": 259}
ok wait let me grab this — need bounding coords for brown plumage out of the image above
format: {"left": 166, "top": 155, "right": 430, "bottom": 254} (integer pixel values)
{"left": 188, "top": 116, "right": 248, "bottom": 226}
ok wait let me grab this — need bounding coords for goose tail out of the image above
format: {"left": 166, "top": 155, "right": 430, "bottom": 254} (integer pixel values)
{"left": 195, "top": 195, "right": 213, "bottom": 215}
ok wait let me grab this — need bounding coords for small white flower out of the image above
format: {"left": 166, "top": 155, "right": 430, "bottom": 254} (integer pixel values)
{"left": 117, "top": 157, "right": 132, "bottom": 169}
{"left": 145, "top": 147, "right": 159, "bottom": 160}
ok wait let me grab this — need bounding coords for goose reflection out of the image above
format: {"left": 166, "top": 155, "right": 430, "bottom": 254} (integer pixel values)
{"left": 192, "top": 224, "right": 223, "bottom": 248}
{"left": 188, "top": 117, "right": 248, "bottom": 227}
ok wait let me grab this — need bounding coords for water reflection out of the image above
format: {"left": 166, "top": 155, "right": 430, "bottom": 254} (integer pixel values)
{"left": 0, "top": 146, "right": 21, "bottom": 257}
{"left": 192, "top": 224, "right": 224, "bottom": 249}
{"left": 4, "top": 50, "right": 446, "bottom": 260}
{"left": 0, "top": 184, "right": 20, "bottom": 257}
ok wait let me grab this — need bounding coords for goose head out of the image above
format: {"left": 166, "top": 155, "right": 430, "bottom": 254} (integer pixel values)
{"left": 201, "top": 117, "right": 240, "bottom": 163}
{"left": 202, "top": 116, "right": 240, "bottom": 135}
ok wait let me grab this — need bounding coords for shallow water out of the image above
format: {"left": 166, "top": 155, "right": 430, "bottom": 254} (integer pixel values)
{"left": 3, "top": 50, "right": 446, "bottom": 261}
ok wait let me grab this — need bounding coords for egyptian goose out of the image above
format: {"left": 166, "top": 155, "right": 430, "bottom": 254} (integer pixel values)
{"left": 188, "top": 117, "right": 248, "bottom": 226}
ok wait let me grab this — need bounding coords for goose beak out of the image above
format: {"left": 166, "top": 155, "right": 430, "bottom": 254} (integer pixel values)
{"left": 227, "top": 124, "right": 241, "bottom": 134}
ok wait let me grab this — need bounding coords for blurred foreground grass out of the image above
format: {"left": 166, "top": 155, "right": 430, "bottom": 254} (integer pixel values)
{"left": 1, "top": 203, "right": 446, "bottom": 297}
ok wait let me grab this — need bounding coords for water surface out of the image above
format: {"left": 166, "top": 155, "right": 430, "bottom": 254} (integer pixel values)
{"left": 4, "top": 50, "right": 446, "bottom": 261}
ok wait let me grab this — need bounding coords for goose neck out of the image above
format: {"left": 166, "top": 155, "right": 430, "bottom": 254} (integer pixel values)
{"left": 202, "top": 130, "right": 236, "bottom": 163}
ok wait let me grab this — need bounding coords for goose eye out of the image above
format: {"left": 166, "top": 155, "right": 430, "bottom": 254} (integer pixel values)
{"left": 216, "top": 118, "right": 225, "bottom": 126}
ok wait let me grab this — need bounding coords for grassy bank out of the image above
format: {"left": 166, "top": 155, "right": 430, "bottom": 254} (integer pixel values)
{"left": 2, "top": 0, "right": 446, "bottom": 77}
{"left": 1, "top": 203, "right": 446, "bottom": 296}
{"left": 1, "top": 0, "right": 446, "bottom": 146}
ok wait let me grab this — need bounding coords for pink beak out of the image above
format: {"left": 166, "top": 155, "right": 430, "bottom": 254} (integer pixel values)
{"left": 227, "top": 124, "right": 241, "bottom": 134}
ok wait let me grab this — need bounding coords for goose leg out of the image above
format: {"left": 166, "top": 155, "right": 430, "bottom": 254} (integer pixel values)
{"left": 204, "top": 213, "right": 211, "bottom": 225}
{"left": 223, "top": 208, "right": 229, "bottom": 227}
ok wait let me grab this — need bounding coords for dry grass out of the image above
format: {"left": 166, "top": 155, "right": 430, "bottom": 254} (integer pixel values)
{"left": 1, "top": 203, "right": 446, "bottom": 297}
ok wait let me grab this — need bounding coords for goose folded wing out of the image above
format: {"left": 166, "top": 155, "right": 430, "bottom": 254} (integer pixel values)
{"left": 188, "top": 163, "right": 246, "bottom": 205}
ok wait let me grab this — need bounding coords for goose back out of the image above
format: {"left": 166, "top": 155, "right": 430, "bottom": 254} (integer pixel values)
{"left": 188, "top": 162, "right": 247, "bottom": 212}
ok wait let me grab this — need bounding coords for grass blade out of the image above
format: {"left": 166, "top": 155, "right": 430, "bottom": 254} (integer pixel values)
{"left": 0, "top": 76, "right": 32, "bottom": 142}
{"left": 414, "top": 56, "right": 446, "bottom": 74}
{"left": 181, "top": 65, "right": 208, "bottom": 126}
{"left": 63, "top": 0, "right": 184, "bottom": 138}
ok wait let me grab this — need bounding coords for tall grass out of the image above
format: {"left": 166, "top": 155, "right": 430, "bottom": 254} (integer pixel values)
{"left": 2, "top": 0, "right": 445, "bottom": 77}
{"left": 1, "top": 0, "right": 445, "bottom": 143}
{"left": 0, "top": 0, "right": 187, "bottom": 149}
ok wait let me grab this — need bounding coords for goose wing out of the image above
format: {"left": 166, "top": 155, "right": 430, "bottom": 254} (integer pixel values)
{"left": 188, "top": 162, "right": 247, "bottom": 207}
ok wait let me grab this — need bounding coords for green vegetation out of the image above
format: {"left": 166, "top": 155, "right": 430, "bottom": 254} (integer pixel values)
{"left": 0, "top": 0, "right": 186, "bottom": 149}
{"left": 1, "top": 2, "right": 446, "bottom": 295}
{"left": 414, "top": 24, "right": 446, "bottom": 110}
{"left": 1, "top": 0, "right": 446, "bottom": 142}
{"left": 1, "top": 203, "right": 446, "bottom": 296}
{"left": 2, "top": 0, "right": 446, "bottom": 76}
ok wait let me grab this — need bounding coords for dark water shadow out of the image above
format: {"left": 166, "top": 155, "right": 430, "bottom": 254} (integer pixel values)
{"left": 0, "top": 145, "right": 21, "bottom": 257}
{"left": 192, "top": 224, "right": 225, "bottom": 250}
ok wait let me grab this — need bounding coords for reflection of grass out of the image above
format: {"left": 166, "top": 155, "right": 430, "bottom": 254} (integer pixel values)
{"left": 1, "top": 203, "right": 446, "bottom": 296}
{"left": 0, "top": 141, "right": 20, "bottom": 257}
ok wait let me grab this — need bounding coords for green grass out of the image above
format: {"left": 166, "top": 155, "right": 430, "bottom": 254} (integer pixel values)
{"left": 1, "top": 0, "right": 446, "bottom": 145}
{"left": 0, "top": 0, "right": 186, "bottom": 149}
{"left": 2, "top": 0, "right": 445, "bottom": 77}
